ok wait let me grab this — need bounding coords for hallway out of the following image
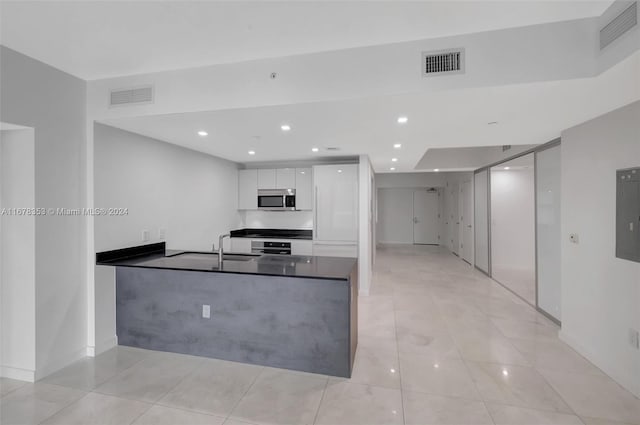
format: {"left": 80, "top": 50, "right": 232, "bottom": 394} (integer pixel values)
{"left": 1, "top": 245, "right": 639, "bottom": 425}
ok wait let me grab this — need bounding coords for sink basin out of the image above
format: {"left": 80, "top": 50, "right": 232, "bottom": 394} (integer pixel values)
{"left": 171, "top": 252, "right": 260, "bottom": 262}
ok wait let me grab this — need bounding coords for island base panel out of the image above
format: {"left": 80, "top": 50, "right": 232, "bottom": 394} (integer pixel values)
{"left": 115, "top": 267, "right": 355, "bottom": 377}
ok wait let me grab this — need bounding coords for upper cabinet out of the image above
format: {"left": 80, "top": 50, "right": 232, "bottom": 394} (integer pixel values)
{"left": 313, "top": 164, "right": 358, "bottom": 242}
{"left": 257, "top": 169, "right": 276, "bottom": 189}
{"left": 276, "top": 168, "right": 296, "bottom": 189}
{"left": 295, "top": 168, "right": 313, "bottom": 210}
{"left": 239, "top": 167, "right": 313, "bottom": 210}
{"left": 238, "top": 169, "right": 258, "bottom": 210}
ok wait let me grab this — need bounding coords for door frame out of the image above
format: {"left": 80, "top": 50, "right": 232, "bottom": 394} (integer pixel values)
{"left": 412, "top": 188, "right": 440, "bottom": 245}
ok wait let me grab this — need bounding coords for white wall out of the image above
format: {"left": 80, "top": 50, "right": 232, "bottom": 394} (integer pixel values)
{"left": 376, "top": 172, "right": 445, "bottom": 189}
{"left": 0, "top": 46, "right": 87, "bottom": 379}
{"left": 0, "top": 128, "right": 36, "bottom": 381}
{"left": 560, "top": 100, "right": 640, "bottom": 397}
{"left": 93, "top": 123, "right": 242, "bottom": 352}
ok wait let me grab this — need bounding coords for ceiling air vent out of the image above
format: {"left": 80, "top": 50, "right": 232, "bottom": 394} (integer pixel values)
{"left": 109, "top": 85, "right": 154, "bottom": 107}
{"left": 422, "top": 48, "right": 465, "bottom": 77}
{"left": 600, "top": 2, "right": 637, "bottom": 50}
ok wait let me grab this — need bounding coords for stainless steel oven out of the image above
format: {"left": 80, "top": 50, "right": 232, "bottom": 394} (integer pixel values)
{"left": 257, "top": 189, "right": 296, "bottom": 211}
{"left": 251, "top": 241, "right": 292, "bottom": 255}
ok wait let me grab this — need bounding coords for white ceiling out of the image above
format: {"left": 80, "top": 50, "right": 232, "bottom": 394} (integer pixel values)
{"left": 0, "top": 0, "right": 613, "bottom": 80}
{"left": 101, "top": 49, "right": 640, "bottom": 172}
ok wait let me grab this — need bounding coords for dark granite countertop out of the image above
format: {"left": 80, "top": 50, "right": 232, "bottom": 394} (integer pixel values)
{"left": 230, "top": 228, "right": 312, "bottom": 240}
{"left": 96, "top": 242, "right": 356, "bottom": 281}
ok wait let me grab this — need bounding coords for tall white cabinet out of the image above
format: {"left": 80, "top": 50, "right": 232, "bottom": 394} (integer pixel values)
{"left": 295, "top": 168, "right": 312, "bottom": 210}
{"left": 313, "top": 164, "right": 358, "bottom": 257}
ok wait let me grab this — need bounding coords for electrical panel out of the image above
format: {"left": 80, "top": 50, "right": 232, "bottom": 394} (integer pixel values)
{"left": 616, "top": 167, "right": 640, "bottom": 263}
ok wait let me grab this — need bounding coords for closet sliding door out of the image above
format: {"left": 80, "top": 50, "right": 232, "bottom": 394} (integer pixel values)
{"left": 536, "top": 145, "right": 562, "bottom": 321}
{"left": 490, "top": 154, "right": 536, "bottom": 305}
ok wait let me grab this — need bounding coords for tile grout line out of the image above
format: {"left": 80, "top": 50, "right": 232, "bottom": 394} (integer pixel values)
{"left": 223, "top": 365, "right": 266, "bottom": 423}
{"left": 391, "top": 286, "right": 406, "bottom": 425}
{"left": 35, "top": 389, "right": 92, "bottom": 425}
{"left": 311, "top": 376, "right": 330, "bottom": 425}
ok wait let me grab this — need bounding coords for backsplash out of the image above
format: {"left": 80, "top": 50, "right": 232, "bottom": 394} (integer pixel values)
{"left": 242, "top": 211, "right": 313, "bottom": 229}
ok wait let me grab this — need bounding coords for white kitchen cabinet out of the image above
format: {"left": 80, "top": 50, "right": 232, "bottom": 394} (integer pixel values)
{"left": 313, "top": 164, "right": 358, "bottom": 242}
{"left": 295, "top": 168, "right": 313, "bottom": 210}
{"left": 238, "top": 169, "right": 258, "bottom": 210}
{"left": 257, "top": 169, "right": 277, "bottom": 189}
{"left": 312, "top": 242, "right": 358, "bottom": 258}
{"left": 291, "top": 240, "right": 313, "bottom": 256}
{"left": 276, "top": 168, "right": 296, "bottom": 189}
{"left": 230, "top": 238, "right": 252, "bottom": 253}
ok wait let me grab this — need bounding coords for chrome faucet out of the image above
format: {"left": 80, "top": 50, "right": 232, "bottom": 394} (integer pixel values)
{"left": 218, "top": 233, "right": 230, "bottom": 268}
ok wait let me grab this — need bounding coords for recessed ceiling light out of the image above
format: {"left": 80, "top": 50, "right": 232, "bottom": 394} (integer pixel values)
{"left": 311, "top": 147, "right": 319, "bottom": 152}
{"left": 434, "top": 169, "right": 440, "bottom": 172}
{"left": 338, "top": 169, "right": 343, "bottom": 173}
{"left": 390, "top": 167, "right": 396, "bottom": 171}
{"left": 397, "top": 116, "right": 408, "bottom": 124}
{"left": 248, "top": 150, "right": 256, "bottom": 155}
{"left": 391, "top": 158, "right": 398, "bottom": 162}
{"left": 197, "top": 131, "right": 208, "bottom": 136}
{"left": 502, "top": 369, "right": 509, "bottom": 377}
{"left": 281, "top": 124, "right": 291, "bottom": 131}
{"left": 504, "top": 166, "right": 510, "bottom": 170}
{"left": 393, "top": 143, "right": 402, "bottom": 149}
{"left": 300, "top": 171, "right": 305, "bottom": 174}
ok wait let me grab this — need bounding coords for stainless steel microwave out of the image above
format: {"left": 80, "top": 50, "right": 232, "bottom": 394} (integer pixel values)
{"left": 257, "top": 189, "right": 296, "bottom": 211}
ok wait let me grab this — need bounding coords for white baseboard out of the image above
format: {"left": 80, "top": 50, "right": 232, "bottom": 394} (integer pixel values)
{"left": 559, "top": 329, "right": 640, "bottom": 398}
{"left": 1, "top": 365, "right": 36, "bottom": 382}
{"left": 87, "top": 335, "right": 118, "bottom": 357}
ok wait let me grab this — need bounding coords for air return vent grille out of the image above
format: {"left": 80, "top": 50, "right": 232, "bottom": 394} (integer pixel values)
{"left": 109, "top": 85, "right": 154, "bottom": 107}
{"left": 422, "top": 49, "right": 465, "bottom": 76}
{"left": 600, "top": 2, "right": 637, "bottom": 50}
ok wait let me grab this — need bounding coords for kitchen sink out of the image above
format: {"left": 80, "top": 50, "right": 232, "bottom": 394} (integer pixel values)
{"left": 170, "top": 252, "right": 260, "bottom": 262}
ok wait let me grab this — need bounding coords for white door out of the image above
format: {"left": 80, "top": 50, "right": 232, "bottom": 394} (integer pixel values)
{"left": 377, "top": 188, "right": 414, "bottom": 244}
{"left": 461, "top": 180, "right": 474, "bottom": 264}
{"left": 451, "top": 183, "right": 460, "bottom": 254}
{"left": 413, "top": 190, "right": 440, "bottom": 245}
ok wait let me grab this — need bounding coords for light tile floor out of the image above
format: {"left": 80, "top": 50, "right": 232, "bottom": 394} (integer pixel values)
{"left": 1, "top": 245, "right": 639, "bottom": 425}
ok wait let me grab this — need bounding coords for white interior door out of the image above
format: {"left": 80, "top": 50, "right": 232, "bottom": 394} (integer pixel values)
{"left": 461, "top": 180, "right": 474, "bottom": 264}
{"left": 377, "top": 188, "right": 414, "bottom": 244}
{"left": 451, "top": 183, "right": 460, "bottom": 254}
{"left": 413, "top": 190, "right": 440, "bottom": 245}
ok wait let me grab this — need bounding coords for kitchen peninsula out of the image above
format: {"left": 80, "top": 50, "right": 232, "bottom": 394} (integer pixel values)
{"left": 96, "top": 242, "right": 358, "bottom": 377}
